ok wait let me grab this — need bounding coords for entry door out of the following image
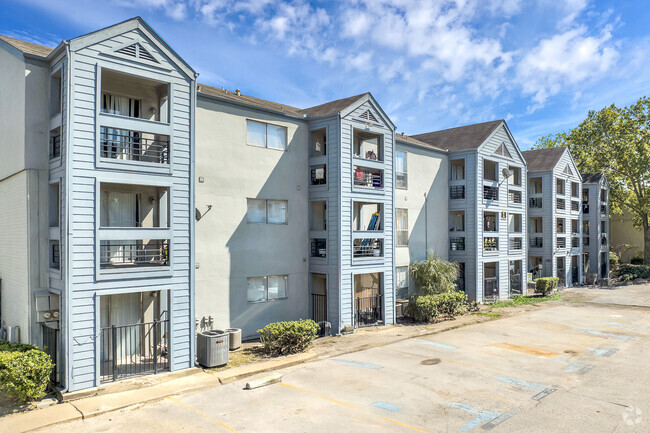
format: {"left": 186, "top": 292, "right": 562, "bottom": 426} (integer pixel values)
{"left": 101, "top": 293, "right": 142, "bottom": 361}
{"left": 102, "top": 192, "right": 138, "bottom": 264}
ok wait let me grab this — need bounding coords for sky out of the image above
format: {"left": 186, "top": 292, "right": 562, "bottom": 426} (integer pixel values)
{"left": 2, "top": 0, "right": 649, "bottom": 148}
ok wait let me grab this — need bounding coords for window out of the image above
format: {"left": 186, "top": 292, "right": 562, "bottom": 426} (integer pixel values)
{"left": 450, "top": 211, "right": 465, "bottom": 232}
{"left": 311, "top": 129, "right": 326, "bottom": 156}
{"left": 601, "top": 189, "right": 607, "bottom": 202}
{"left": 451, "top": 159, "right": 465, "bottom": 180}
{"left": 247, "top": 275, "right": 288, "bottom": 303}
{"left": 530, "top": 177, "right": 542, "bottom": 195}
{"left": 530, "top": 217, "right": 543, "bottom": 233}
{"left": 311, "top": 201, "right": 327, "bottom": 231}
{"left": 484, "top": 211, "right": 498, "bottom": 232}
{"left": 396, "top": 151, "right": 407, "bottom": 189}
{"left": 247, "top": 199, "right": 288, "bottom": 224}
{"left": 396, "top": 208, "right": 408, "bottom": 246}
{"left": 246, "top": 120, "right": 287, "bottom": 150}
{"left": 396, "top": 266, "right": 410, "bottom": 299}
{"left": 556, "top": 179, "right": 565, "bottom": 195}
{"left": 49, "top": 182, "right": 60, "bottom": 228}
{"left": 353, "top": 202, "right": 382, "bottom": 231}
{"left": 100, "top": 183, "right": 170, "bottom": 228}
{"left": 508, "top": 166, "right": 521, "bottom": 186}
{"left": 353, "top": 130, "right": 382, "bottom": 161}
{"left": 571, "top": 182, "right": 579, "bottom": 197}
{"left": 508, "top": 213, "right": 522, "bottom": 233}
{"left": 50, "top": 129, "right": 61, "bottom": 159}
{"left": 50, "top": 69, "right": 62, "bottom": 117}
{"left": 582, "top": 188, "right": 589, "bottom": 202}
{"left": 557, "top": 218, "right": 565, "bottom": 233}
{"left": 483, "top": 159, "right": 498, "bottom": 181}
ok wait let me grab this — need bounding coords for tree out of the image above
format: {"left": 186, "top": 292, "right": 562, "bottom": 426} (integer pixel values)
{"left": 535, "top": 96, "right": 650, "bottom": 264}
{"left": 409, "top": 252, "right": 459, "bottom": 296}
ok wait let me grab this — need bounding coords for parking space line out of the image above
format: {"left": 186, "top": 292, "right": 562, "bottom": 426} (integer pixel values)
{"left": 496, "top": 377, "right": 548, "bottom": 391}
{"left": 279, "top": 383, "right": 427, "bottom": 432}
{"left": 332, "top": 359, "right": 383, "bottom": 369}
{"left": 414, "top": 340, "right": 457, "bottom": 350}
{"left": 448, "top": 402, "right": 503, "bottom": 431}
{"left": 490, "top": 343, "right": 560, "bottom": 358}
{"left": 166, "top": 396, "right": 240, "bottom": 432}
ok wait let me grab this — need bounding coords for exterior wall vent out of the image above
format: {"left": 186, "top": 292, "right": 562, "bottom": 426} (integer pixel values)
{"left": 360, "top": 110, "right": 378, "bottom": 123}
{"left": 117, "top": 43, "right": 159, "bottom": 64}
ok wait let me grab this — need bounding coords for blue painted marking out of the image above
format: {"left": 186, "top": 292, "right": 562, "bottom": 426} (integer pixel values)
{"left": 415, "top": 339, "right": 457, "bottom": 350}
{"left": 564, "top": 361, "right": 585, "bottom": 373}
{"left": 372, "top": 401, "right": 401, "bottom": 412}
{"left": 333, "top": 359, "right": 383, "bottom": 370}
{"left": 585, "top": 347, "right": 617, "bottom": 357}
{"left": 584, "top": 330, "right": 631, "bottom": 341}
{"left": 608, "top": 322, "right": 632, "bottom": 326}
{"left": 448, "top": 402, "right": 501, "bottom": 431}
{"left": 497, "top": 376, "right": 547, "bottom": 391}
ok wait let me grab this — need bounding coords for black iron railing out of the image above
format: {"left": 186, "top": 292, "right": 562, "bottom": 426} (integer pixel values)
{"left": 509, "top": 237, "right": 522, "bottom": 250}
{"left": 312, "top": 293, "right": 327, "bottom": 324}
{"left": 311, "top": 239, "right": 326, "bottom": 258}
{"left": 557, "top": 237, "right": 566, "bottom": 248}
{"left": 484, "top": 277, "right": 499, "bottom": 300}
{"left": 571, "top": 201, "right": 580, "bottom": 211}
{"left": 50, "top": 135, "right": 61, "bottom": 159}
{"left": 311, "top": 165, "right": 326, "bottom": 185}
{"left": 100, "top": 240, "right": 169, "bottom": 269}
{"left": 42, "top": 325, "right": 59, "bottom": 384}
{"left": 508, "top": 190, "right": 522, "bottom": 204}
{"left": 450, "top": 185, "right": 465, "bottom": 199}
{"left": 355, "top": 295, "right": 382, "bottom": 327}
{"left": 450, "top": 237, "right": 465, "bottom": 251}
{"left": 530, "top": 237, "right": 543, "bottom": 248}
{"left": 557, "top": 199, "right": 565, "bottom": 210}
{"left": 100, "top": 319, "right": 169, "bottom": 383}
{"left": 354, "top": 167, "right": 383, "bottom": 189}
{"left": 100, "top": 128, "right": 169, "bottom": 164}
{"left": 483, "top": 186, "right": 498, "bottom": 201}
{"left": 529, "top": 197, "right": 543, "bottom": 208}
{"left": 353, "top": 238, "right": 383, "bottom": 258}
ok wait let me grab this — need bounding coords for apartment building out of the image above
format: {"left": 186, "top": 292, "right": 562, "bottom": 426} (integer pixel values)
{"left": 412, "top": 121, "right": 528, "bottom": 302}
{"left": 393, "top": 135, "right": 449, "bottom": 299}
{"left": 194, "top": 88, "right": 396, "bottom": 338}
{"left": 581, "top": 173, "right": 610, "bottom": 282}
{"left": 522, "top": 147, "right": 583, "bottom": 286}
{"left": 0, "top": 18, "right": 196, "bottom": 391}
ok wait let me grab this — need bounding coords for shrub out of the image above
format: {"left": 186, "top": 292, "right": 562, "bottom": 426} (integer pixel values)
{"left": 0, "top": 348, "right": 53, "bottom": 402}
{"left": 534, "top": 277, "right": 559, "bottom": 296}
{"left": 257, "top": 319, "right": 320, "bottom": 356}
{"left": 631, "top": 257, "right": 644, "bottom": 265}
{"left": 615, "top": 264, "right": 650, "bottom": 282}
{"left": 409, "top": 253, "right": 459, "bottom": 296}
{"left": 406, "top": 292, "right": 468, "bottom": 323}
{"left": 609, "top": 251, "right": 620, "bottom": 267}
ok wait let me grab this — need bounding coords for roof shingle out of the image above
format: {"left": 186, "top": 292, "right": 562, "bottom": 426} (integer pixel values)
{"left": 521, "top": 147, "right": 567, "bottom": 172}
{"left": 198, "top": 83, "right": 303, "bottom": 116}
{"left": 411, "top": 120, "right": 504, "bottom": 151}
{"left": 0, "top": 35, "right": 54, "bottom": 57}
{"left": 299, "top": 93, "right": 367, "bottom": 116}
{"left": 581, "top": 173, "right": 605, "bottom": 184}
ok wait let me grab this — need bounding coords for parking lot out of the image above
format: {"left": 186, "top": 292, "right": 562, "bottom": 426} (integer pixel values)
{"left": 44, "top": 286, "right": 650, "bottom": 432}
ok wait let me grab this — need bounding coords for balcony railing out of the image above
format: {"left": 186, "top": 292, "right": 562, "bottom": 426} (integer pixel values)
{"left": 583, "top": 203, "right": 590, "bottom": 213}
{"left": 508, "top": 190, "right": 522, "bottom": 204}
{"left": 484, "top": 237, "right": 498, "bottom": 252}
{"left": 571, "top": 237, "right": 579, "bottom": 248}
{"left": 450, "top": 237, "right": 465, "bottom": 251}
{"left": 557, "top": 237, "right": 566, "bottom": 249}
{"left": 583, "top": 237, "right": 590, "bottom": 246}
{"left": 353, "top": 238, "right": 383, "bottom": 258}
{"left": 311, "top": 239, "right": 326, "bottom": 258}
{"left": 530, "top": 237, "right": 543, "bottom": 248}
{"left": 557, "top": 199, "right": 565, "bottom": 210}
{"left": 354, "top": 167, "right": 383, "bottom": 189}
{"left": 484, "top": 277, "right": 499, "bottom": 300}
{"left": 396, "top": 172, "right": 408, "bottom": 189}
{"left": 530, "top": 198, "right": 542, "bottom": 208}
{"left": 50, "top": 135, "right": 61, "bottom": 159}
{"left": 100, "top": 128, "right": 169, "bottom": 164}
{"left": 450, "top": 185, "right": 465, "bottom": 200}
{"left": 311, "top": 165, "right": 326, "bottom": 185}
{"left": 600, "top": 205, "right": 607, "bottom": 214}
{"left": 601, "top": 235, "right": 607, "bottom": 246}
{"left": 483, "top": 186, "right": 498, "bottom": 201}
{"left": 100, "top": 240, "right": 169, "bottom": 269}
{"left": 571, "top": 201, "right": 579, "bottom": 211}
{"left": 509, "top": 237, "right": 522, "bottom": 251}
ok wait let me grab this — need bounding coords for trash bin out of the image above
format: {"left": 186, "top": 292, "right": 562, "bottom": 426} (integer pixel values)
{"left": 225, "top": 328, "right": 242, "bottom": 350}
{"left": 196, "top": 330, "right": 229, "bottom": 367}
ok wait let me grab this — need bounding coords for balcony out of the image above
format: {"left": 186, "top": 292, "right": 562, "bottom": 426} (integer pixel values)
{"left": 601, "top": 235, "right": 607, "bottom": 246}
{"left": 100, "top": 239, "right": 169, "bottom": 269}
{"left": 508, "top": 190, "right": 522, "bottom": 204}
{"left": 583, "top": 237, "right": 590, "bottom": 246}
{"left": 530, "top": 237, "right": 543, "bottom": 248}
{"left": 484, "top": 237, "right": 498, "bottom": 252}
{"left": 572, "top": 237, "right": 579, "bottom": 248}
{"left": 353, "top": 130, "right": 382, "bottom": 162}
{"left": 557, "top": 199, "right": 566, "bottom": 210}
{"left": 450, "top": 185, "right": 465, "bottom": 200}
{"left": 557, "top": 237, "right": 566, "bottom": 249}
{"left": 450, "top": 237, "right": 465, "bottom": 251}
{"left": 100, "top": 128, "right": 169, "bottom": 164}
{"left": 583, "top": 203, "right": 590, "bottom": 213}
{"left": 571, "top": 201, "right": 579, "bottom": 212}
{"left": 600, "top": 204, "right": 607, "bottom": 215}
{"left": 529, "top": 197, "right": 542, "bottom": 208}
{"left": 509, "top": 237, "right": 522, "bottom": 251}
{"left": 353, "top": 238, "right": 383, "bottom": 258}
{"left": 311, "top": 165, "right": 326, "bottom": 186}
{"left": 311, "top": 238, "right": 326, "bottom": 258}
{"left": 101, "top": 69, "right": 169, "bottom": 123}
{"left": 353, "top": 166, "right": 383, "bottom": 189}
{"left": 483, "top": 186, "right": 498, "bottom": 201}
{"left": 50, "top": 133, "right": 61, "bottom": 159}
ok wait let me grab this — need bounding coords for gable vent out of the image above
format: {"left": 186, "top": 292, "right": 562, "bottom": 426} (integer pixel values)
{"left": 360, "top": 110, "right": 378, "bottom": 122}
{"left": 116, "top": 43, "right": 159, "bottom": 64}
{"left": 495, "top": 142, "right": 512, "bottom": 158}
{"left": 563, "top": 164, "right": 573, "bottom": 175}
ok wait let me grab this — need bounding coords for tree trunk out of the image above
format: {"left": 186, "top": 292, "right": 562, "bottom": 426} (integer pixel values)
{"left": 644, "top": 217, "right": 650, "bottom": 265}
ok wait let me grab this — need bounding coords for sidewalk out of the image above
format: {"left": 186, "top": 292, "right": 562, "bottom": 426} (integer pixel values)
{"left": 0, "top": 309, "right": 519, "bottom": 433}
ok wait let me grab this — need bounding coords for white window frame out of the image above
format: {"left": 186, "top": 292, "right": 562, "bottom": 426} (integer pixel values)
{"left": 395, "top": 150, "right": 408, "bottom": 189}
{"left": 247, "top": 275, "right": 289, "bottom": 303}
{"left": 247, "top": 199, "right": 288, "bottom": 225}
{"left": 246, "top": 119, "right": 288, "bottom": 151}
{"left": 396, "top": 208, "right": 408, "bottom": 247}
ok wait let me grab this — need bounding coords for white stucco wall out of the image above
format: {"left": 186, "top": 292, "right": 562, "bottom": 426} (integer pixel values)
{"left": 0, "top": 47, "right": 26, "bottom": 180}
{"left": 195, "top": 96, "right": 310, "bottom": 339}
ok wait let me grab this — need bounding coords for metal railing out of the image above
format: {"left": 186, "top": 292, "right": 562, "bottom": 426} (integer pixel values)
{"left": 557, "top": 237, "right": 566, "bottom": 248}
{"left": 450, "top": 185, "right": 465, "bottom": 199}
{"left": 571, "top": 201, "right": 580, "bottom": 211}
{"left": 450, "top": 237, "right": 465, "bottom": 251}
{"left": 355, "top": 295, "right": 382, "bottom": 327}
{"left": 354, "top": 167, "right": 383, "bottom": 189}
{"left": 396, "top": 172, "right": 408, "bottom": 189}
{"left": 484, "top": 277, "right": 499, "bottom": 300}
{"left": 530, "top": 237, "right": 543, "bottom": 248}
{"left": 51, "top": 242, "right": 60, "bottom": 269}
{"left": 311, "top": 239, "right": 327, "bottom": 258}
{"left": 311, "top": 165, "right": 326, "bottom": 185}
{"left": 312, "top": 293, "right": 327, "bottom": 324}
{"left": 508, "top": 190, "right": 522, "bottom": 204}
{"left": 529, "top": 197, "right": 543, "bottom": 208}
{"left": 484, "top": 237, "right": 498, "bottom": 252}
{"left": 557, "top": 199, "right": 565, "bottom": 210}
{"left": 42, "top": 325, "right": 59, "bottom": 384}
{"left": 353, "top": 238, "right": 383, "bottom": 258}
{"left": 571, "top": 237, "right": 579, "bottom": 248}
{"left": 483, "top": 186, "right": 498, "bottom": 201}
{"left": 100, "top": 128, "right": 169, "bottom": 164}
{"left": 509, "top": 237, "right": 522, "bottom": 250}
{"left": 100, "top": 240, "right": 169, "bottom": 269}
{"left": 100, "top": 319, "right": 169, "bottom": 383}
{"left": 50, "top": 135, "right": 61, "bottom": 159}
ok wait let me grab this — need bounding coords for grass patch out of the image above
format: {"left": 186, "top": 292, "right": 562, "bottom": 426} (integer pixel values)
{"left": 489, "top": 292, "right": 563, "bottom": 308}
{"left": 471, "top": 311, "right": 501, "bottom": 318}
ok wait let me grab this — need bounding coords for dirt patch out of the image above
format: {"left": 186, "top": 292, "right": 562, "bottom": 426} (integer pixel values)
{"left": 207, "top": 342, "right": 267, "bottom": 372}
{"left": 420, "top": 358, "right": 441, "bottom": 366}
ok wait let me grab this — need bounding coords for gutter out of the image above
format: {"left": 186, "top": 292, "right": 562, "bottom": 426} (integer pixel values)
{"left": 62, "top": 40, "right": 72, "bottom": 393}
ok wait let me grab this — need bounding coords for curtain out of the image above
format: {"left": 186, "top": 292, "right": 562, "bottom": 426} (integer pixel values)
{"left": 268, "top": 276, "right": 287, "bottom": 300}
{"left": 267, "top": 200, "right": 287, "bottom": 224}
{"left": 104, "top": 191, "right": 138, "bottom": 264}
{"left": 247, "top": 199, "right": 266, "bottom": 223}
{"left": 246, "top": 120, "right": 266, "bottom": 147}
{"left": 247, "top": 277, "right": 266, "bottom": 302}
{"left": 267, "top": 124, "right": 286, "bottom": 150}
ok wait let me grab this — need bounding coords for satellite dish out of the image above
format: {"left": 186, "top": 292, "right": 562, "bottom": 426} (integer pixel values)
{"left": 502, "top": 168, "right": 511, "bottom": 178}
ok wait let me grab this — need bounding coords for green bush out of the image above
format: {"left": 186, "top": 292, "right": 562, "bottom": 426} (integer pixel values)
{"left": 409, "top": 253, "right": 459, "bottom": 296}
{"left": 0, "top": 348, "right": 53, "bottom": 402}
{"left": 534, "top": 277, "right": 559, "bottom": 296}
{"left": 257, "top": 319, "right": 320, "bottom": 356}
{"left": 631, "top": 257, "right": 644, "bottom": 265}
{"left": 615, "top": 264, "right": 650, "bottom": 282}
{"left": 609, "top": 251, "right": 620, "bottom": 267}
{"left": 407, "top": 292, "right": 468, "bottom": 323}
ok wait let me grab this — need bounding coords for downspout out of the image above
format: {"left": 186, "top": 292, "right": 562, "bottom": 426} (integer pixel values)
{"left": 424, "top": 192, "right": 428, "bottom": 254}
{"left": 62, "top": 40, "right": 72, "bottom": 393}
{"left": 189, "top": 74, "right": 198, "bottom": 367}
{"left": 337, "top": 112, "right": 343, "bottom": 334}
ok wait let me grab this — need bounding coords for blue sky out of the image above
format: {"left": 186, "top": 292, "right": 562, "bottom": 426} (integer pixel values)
{"left": 2, "top": 0, "right": 649, "bottom": 148}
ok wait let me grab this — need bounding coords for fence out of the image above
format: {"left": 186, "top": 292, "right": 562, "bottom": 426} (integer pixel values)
{"left": 355, "top": 295, "right": 382, "bottom": 327}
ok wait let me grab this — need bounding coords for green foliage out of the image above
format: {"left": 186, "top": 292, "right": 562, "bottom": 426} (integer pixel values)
{"left": 409, "top": 252, "right": 460, "bottom": 296}
{"left": 534, "top": 277, "right": 560, "bottom": 296}
{"left": 609, "top": 251, "right": 620, "bottom": 267}
{"left": 615, "top": 264, "right": 650, "bottom": 282}
{"left": 534, "top": 96, "right": 650, "bottom": 264}
{"left": 0, "top": 347, "right": 53, "bottom": 402}
{"left": 631, "top": 257, "right": 644, "bottom": 265}
{"left": 490, "top": 292, "right": 563, "bottom": 308}
{"left": 406, "top": 292, "right": 468, "bottom": 323}
{"left": 257, "top": 320, "right": 320, "bottom": 356}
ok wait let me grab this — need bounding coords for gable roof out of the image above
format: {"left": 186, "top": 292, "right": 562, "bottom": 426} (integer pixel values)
{"left": 521, "top": 147, "right": 567, "bottom": 172}
{"left": 299, "top": 93, "right": 367, "bottom": 116}
{"left": 0, "top": 35, "right": 54, "bottom": 58}
{"left": 582, "top": 173, "right": 605, "bottom": 184}
{"left": 396, "top": 133, "right": 446, "bottom": 151}
{"left": 198, "top": 83, "right": 303, "bottom": 116}
{"left": 411, "top": 120, "right": 504, "bottom": 151}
